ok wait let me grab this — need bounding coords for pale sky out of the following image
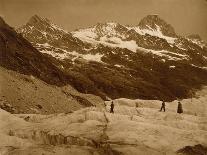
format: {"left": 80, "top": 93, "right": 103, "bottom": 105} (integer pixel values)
{"left": 0, "top": 0, "right": 207, "bottom": 41}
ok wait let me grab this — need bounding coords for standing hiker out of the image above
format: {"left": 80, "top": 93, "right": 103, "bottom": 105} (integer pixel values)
{"left": 110, "top": 101, "right": 114, "bottom": 113}
{"left": 160, "top": 101, "right": 166, "bottom": 112}
{"left": 177, "top": 101, "right": 183, "bottom": 114}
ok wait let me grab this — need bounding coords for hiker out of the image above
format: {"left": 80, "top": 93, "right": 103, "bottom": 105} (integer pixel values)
{"left": 160, "top": 101, "right": 166, "bottom": 112}
{"left": 177, "top": 101, "right": 183, "bottom": 114}
{"left": 110, "top": 101, "right": 114, "bottom": 113}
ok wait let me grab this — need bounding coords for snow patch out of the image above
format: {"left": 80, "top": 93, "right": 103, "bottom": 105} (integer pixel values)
{"left": 100, "top": 36, "right": 138, "bottom": 52}
{"left": 114, "top": 64, "right": 124, "bottom": 68}
{"left": 73, "top": 28, "right": 138, "bottom": 52}
{"left": 136, "top": 46, "right": 189, "bottom": 61}
{"left": 129, "top": 25, "right": 177, "bottom": 44}
{"left": 191, "top": 64, "right": 207, "bottom": 70}
{"left": 70, "top": 51, "right": 103, "bottom": 62}
{"left": 169, "top": 66, "right": 176, "bottom": 69}
{"left": 73, "top": 27, "right": 98, "bottom": 43}
{"left": 203, "top": 56, "right": 207, "bottom": 60}
{"left": 36, "top": 43, "right": 103, "bottom": 62}
{"left": 40, "top": 49, "right": 68, "bottom": 60}
{"left": 161, "top": 59, "right": 166, "bottom": 62}
{"left": 50, "top": 22, "right": 69, "bottom": 34}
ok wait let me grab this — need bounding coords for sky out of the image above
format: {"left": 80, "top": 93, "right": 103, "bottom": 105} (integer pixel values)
{"left": 0, "top": 0, "right": 207, "bottom": 41}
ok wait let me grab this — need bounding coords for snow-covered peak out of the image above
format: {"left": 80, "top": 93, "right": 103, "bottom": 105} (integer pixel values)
{"left": 73, "top": 22, "right": 127, "bottom": 40}
{"left": 138, "top": 15, "right": 177, "bottom": 37}
{"left": 19, "top": 15, "right": 68, "bottom": 35}
{"left": 73, "top": 17, "right": 178, "bottom": 47}
{"left": 17, "top": 15, "right": 77, "bottom": 47}
{"left": 18, "top": 15, "right": 207, "bottom": 65}
{"left": 73, "top": 21, "right": 177, "bottom": 52}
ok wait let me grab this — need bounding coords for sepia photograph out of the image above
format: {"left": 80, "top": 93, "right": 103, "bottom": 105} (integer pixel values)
{"left": 0, "top": 0, "right": 207, "bottom": 154}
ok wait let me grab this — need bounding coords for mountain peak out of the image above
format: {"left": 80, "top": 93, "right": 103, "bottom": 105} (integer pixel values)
{"left": 28, "top": 15, "right": 42, "bottom": 24}
{"left": 22, "top": 15, "right": 68, "bottom": 33}
{"left": 27, "top": 15, "right": 50, "bottom": 26}
{"left": 138, "top": 15, "right": 176, "bottom": 37}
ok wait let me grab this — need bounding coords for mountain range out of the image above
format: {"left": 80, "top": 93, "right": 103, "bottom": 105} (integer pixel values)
{"left": 1, "top": 14, "right": 207, "bottom": 102}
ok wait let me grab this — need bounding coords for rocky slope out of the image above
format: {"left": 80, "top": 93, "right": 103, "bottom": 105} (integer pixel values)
{"left": 0, "top": 87, "right": 207, "bottom": 155}
{"left": 0, "top": 66, "right": 104, "bottom": 114}
{"left": 17, "top": 15, "right": 207, "bottom": 101}
{"left": 0, "top": 17, "right": 104, "bottom": 114}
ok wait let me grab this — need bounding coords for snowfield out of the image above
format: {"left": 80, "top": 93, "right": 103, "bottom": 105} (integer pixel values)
{"left": 0, "top": 87, "right": 207, "bottom": 155}
{"left": 72, "top": 23, "right": 192, "bottom": 61}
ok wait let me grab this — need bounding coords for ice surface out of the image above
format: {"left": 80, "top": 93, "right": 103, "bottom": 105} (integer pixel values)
{"left": 1, "top": 87, "right": 207, "bottom": 154}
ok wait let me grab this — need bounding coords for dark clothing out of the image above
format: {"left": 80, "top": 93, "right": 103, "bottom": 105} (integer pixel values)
{"left": 177, "top": 102, "right": 183, "bottom": 114}
{"left": 110, "top": 102, "right": 114, "bottom": 113}
{"left": 160, "top": 106, "right": 165, "bottom": 112}
{"left": 160, "top": 102, "right": 166, "bottom": 112}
